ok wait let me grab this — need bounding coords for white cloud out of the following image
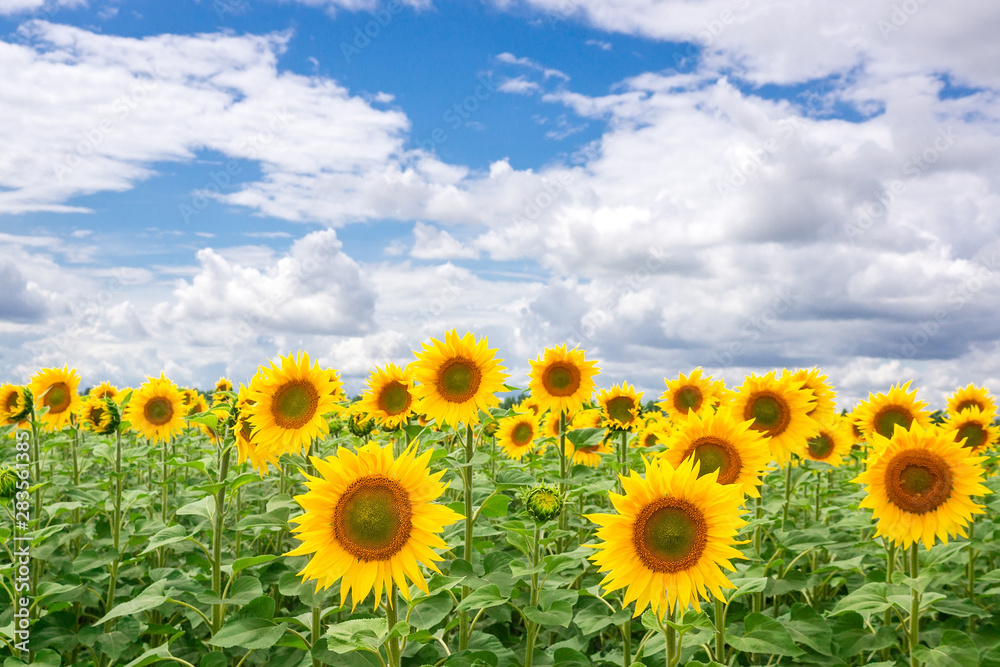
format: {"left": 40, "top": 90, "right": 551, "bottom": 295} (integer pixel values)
{"left": 0, "top": 0, "right": 84, "bottom": 15}
{"left": 496, "top": 51, "right": 570, "bottom": 81}
{"left": 499, "top": 76, "right": 541, "bottom": 95}
{"left": 411, "top": 222, "right": 480, "bottom": 260}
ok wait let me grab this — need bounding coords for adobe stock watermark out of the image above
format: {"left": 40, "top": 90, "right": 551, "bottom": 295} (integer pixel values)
{"left": 340, "top": 0, "right": 407, "bottom": 63}
{"left": 670, "top": 0, "right": 753, "bottom": 69}
{"left": 213, "top": 0, "right": 250, "bottom": 19}
{"left": 844, "top": 126, "right": 958, "bottom": 243}
{"left": 877, "top": 0, "right": 932, "bottom": 40}
{"left": 51, "top": 66, "right": 167, "bottom": 182}
{"left": 709, "top": 287, "right": 797, "bottom": 369}
{"left": 412, "top": 74, "right": 499, "bottom": 153}
{"left": 179, "top": 109, "right": 295, "bottom": 224}
{"left": 898, "top": 251, "right": 1000, "bottom": 359}
{"left": 44, "top": 270, "right": 136, "bottom": 358}
{"left": 715, "top": 116, "right": 802, "bottom": 201}
{"left": 12, "top": 429, "right": 33, "bottom": 656}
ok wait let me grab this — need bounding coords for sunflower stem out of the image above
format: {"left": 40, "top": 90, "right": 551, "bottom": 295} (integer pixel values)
{"left": 664, "top": 607, "right": 678, "bottom": 667}
{"left": 211, "top": 444, "right": 232, "bottom": 639}
{"left": 30, "top": 413, "right": 41, "bottom": 605}
{"left": 558, "top": 411, "right": 568, "bottom": 537}
{"left": 525, "top": 522, "right": 542, "bottom": 667}
{"left": 782, "top": 463, "right": 792, "bottom": 529}
{"left": 386, "top": 585, "right": 400, "bottom": 667}
{"left": 967, "top": 522, "right": 975, "bottom": 600}
{"left": 909, "top": 544, "right": 920, "bottom": 667}
{"left": 617, "top": 430, "right": 628, "bottom": 494}
{"left": 459, "top": 422, "right": 474, "bottom": 651}
{"left": 160, "top": 437, "right": 168, "bottom": 525}
{"left": 104, "top": 429, "right": 124, "bottom": 633}
{"left": 814, "top": 470, "right": 822, "bottom": 522}
{"left": 882, "top": 541, "right": 896, "bottom": 661}
{"left": 752, "top": 494, "right": 763, "bottom": 614}
{"left": 714, "top": 597, "right": 726, "bottom": 666}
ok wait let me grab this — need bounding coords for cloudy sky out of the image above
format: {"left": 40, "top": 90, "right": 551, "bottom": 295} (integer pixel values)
{"left": 1, "top": 0, "right": 999, "bottom": 407}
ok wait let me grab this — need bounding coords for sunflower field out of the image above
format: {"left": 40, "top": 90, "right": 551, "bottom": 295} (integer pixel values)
{"left": 3, "top": 331, "right": 1000, "bottom": 667}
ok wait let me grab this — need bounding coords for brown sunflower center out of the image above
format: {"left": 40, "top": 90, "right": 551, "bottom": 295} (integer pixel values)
{"left": 884, "top": 450, "right": 953, "bottom": 515}
{"left": 633, "top": 498, "right": 708, "bottom": 573}
{"left": 89, "top": 406, "right": 106, "bottom": 425}
{"left": 686, "top": 436, "right": 742, "bottom": 485}
{"left": 437, "top": 358, "right": 482, "bottom": 403}
{"left": 333, "top": 474, "right": 412, "bottom": 561}
{"left": 673, "top": 386, "right": 703, "bottom": 413}
{"left": 873, "top": 406, "right": 912, "bottom": 439}
{"left": 577, "top": 444, "right": 601, "bottom": 454}
{"left": 954, "top": 399, "right": 983, "bottom": 413}
{"left": 852, "top": 422, "right": 863, "bottom": 439}
{"left": 45, "top": 382, "right": 71, "bottom": 413}
{"left": 239, "top": 417, "right": 254, "bottom": 442}
{"left": 5, "top": 392, "right": 19, "bottom": 412}
{"left": 643, "top": 433, "right": 660, "bottom": 447}
{"left": 511, "top": 421, "right": 534, "bottom": 446}
{"left": 378, "top": 381, "right": 411, "bottom": 416}
{"left": 744, "top": 392, "right": 790, "bottom": 436}
{"left": 606, "top": 396, "right": 636, "bottom": 425}
{"left": 807, "top": 433, "right": 835, "bottom": 459}
{"left": 542, "top": 362, "right": 581, "bottom": 397}
{"left": 272, "top": 380, "right": 319, "bottom": 429}
{"left": 144, "top": 397, "right": 174, "bottom": 426}
{"left": 956, "top": 423, "right": 987, "bottom": 450}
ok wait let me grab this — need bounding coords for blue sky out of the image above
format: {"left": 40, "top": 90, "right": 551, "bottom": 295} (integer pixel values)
{"left": 1, "top": 0, "right": 999, "bottom": 407}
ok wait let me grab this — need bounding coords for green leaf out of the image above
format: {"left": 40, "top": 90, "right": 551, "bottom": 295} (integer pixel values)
{"left": 522, "top": 600, "right": 573, "bottom": 627}
{"left": 96, "top": 632, "right": 129, "bottom": 662}
{"left": 727, "top": 577, "right": 768, "bottom": 603}
{"left": 199, "top": 654, "right": 228, "bottom": 667}
{"left": 122, "top": 644, "right": 173, "bottom": 667}
{"left": 726, "top": 613, "right": 804, "bottom": 657}
{"left": 408, "top": 592, "right": 453, "bottom": 631}
{"left": 566, "top": 428, "right": 604, "bottom": 448}
{"left": 95, "top": 586, "right": 167, "bottom": 624}
{"left": 494, "top": 468, "right": 534, "bottom": 488}
{"left": 197, "top": 576, "right": 263, "bottom": 606}
{"left": 140, "top": 525, "right": 191, "bottom": 555}
{"left": 455, "top": 585, "right": 507, "bottom": 612}
{"left": 233, "top": 508, "right": 290, "bottom": 530}
{"left": 552, "top": 648, "right": 591, "bottom": 666}
{"left": 574, "top": 602, "right": 631, "bottom": 635}
{"left": 913, "top": 630, "right": 980, "bottom": 667}
{"left": 324, "top": 618, "right": 390, "bottom": 653}
{"left": 231, "top": 554, "right": 278, "bottom": 575}
{"left": 209, "top": 617, "right": 287, "bottom": 649}
{"left": 830, "top": 582, "right": 893, "bottom": 621}
{"left": 176, "top": 495, "right": 216, "bottom": 522}
{"left": 785, "top": 603, "right": 832, "bottom": 656}
{"left": 479, "top": 494, "right": 510, "bottom": 518}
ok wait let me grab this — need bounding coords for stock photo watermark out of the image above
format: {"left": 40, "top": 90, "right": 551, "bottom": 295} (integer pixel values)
{"left": 412, "top": 74, "right": 499, "bottom": 154}
{"left": 716, "top": 116, "right": 802, "bottom": 200}
{"left": 710, "top": 287, "right": 797, "bottom": 369}
{"left": 340, "top": 0, "right": 408, "bottom": 63}
{"left": 11, "top": 429, "right": 34, "bottom": 655}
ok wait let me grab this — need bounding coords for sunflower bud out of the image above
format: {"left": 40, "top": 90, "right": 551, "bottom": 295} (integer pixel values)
{"left": 482, "top": 420, "right": 499, "bottom": 437}
{"left": 347, "top": 406, "right": 375, "bottom": 438}
{"left": 522, "top": 484, "right": 564, "bottom": 523}
{"left": 0, "top": 467, "right": 17, "bottom": 500}
{"left": 1, "top": 385, "right": 33, "bottom": 423}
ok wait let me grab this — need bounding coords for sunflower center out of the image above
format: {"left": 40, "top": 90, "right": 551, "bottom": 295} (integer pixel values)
{"left": 239, "top": 417, "right": 254, "bottom": 442}
{"left": 333, "top": 475, "right": 412, "bottom": 561}
{"left": 633, "top": 498, "right": 707, "bottom": 573}
{"left": 378, "top": 381, "right": 411, "bottom": 416}
{"left": 511, "top": 421, "right": 534, "bottom": 446}
{"left": 144, "top": 397, "right": 174, "bottom": 426}
{"left": 543, "top": 362, "right": 581, "bottom": 397}
{"left": 90, "top": 406, "right": 106, "bottom": 425}
{"left": 45, "top": 382, "right": 71, "bottom": 413}
{"left": 673, "top": 386, "right": 703, "bottom": 413}
{"left": 807, "top": 433, "right": 835, "bottom": 459}
{"left": 686, "top": 436, "right": 741, "bottom": 485}
{"left": 956, "top": 423, "right": 987, "bottom": 450}
{"left": 272, "top": 381, "right": 319, "bottom": 429}
{"left": 884, "top": 450, "right": 953, "bottom": 515}
{"left": 744, "top": 392, "right": 789, "bottom": 436}
{"left": 643, "top": 433, "right": 660, "bottom": 447}
{"left": 606, "top": 396, "right": 636, "bottom": 424}
{"left": 873, "top": 406, "right": 912, "bottom": 439}
{"left": 437, "top": 358, "right": 482, "bottom": 403}
{"left": 577, "top": 444, "right": 601, "bottom": 454}
{"left": 5, "top": 392, "right": 18, "bottom": 412}
{"left": 954, "top": 400, "right": 982, "bottom": 413}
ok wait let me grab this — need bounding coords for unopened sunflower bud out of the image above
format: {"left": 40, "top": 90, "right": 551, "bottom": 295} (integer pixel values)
{"left": 347, "top": 407, "right": 375, "bottom": 438}
{"left": 522, "top": 484, "right": 564, "bottom": 523}
{"left": 0, "top": 467, "right": 17, "bottom": 499}
{"left": 482, "top": 420, "right": 499, "bottom": 437}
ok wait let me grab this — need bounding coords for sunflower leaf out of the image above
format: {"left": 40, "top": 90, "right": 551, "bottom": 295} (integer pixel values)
{"left": 140, "top": 525, "right": 191, "bottom": 555}
{"left": 455, "top": 585, "right": 507, "bottom": 612}
{"left": 209, "top": 617, "right": 287, "bottom": 649}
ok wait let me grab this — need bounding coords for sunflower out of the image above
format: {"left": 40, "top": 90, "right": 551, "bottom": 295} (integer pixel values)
{"left": 358, "top": 363, "right": 415, "bottom": 431}
{"left": 213, "top": 377, "right": 233, "bottom": 404}
{"left": 569, "top": 408, "right": 602, "bottom": 431}
{"left": 0, "top": 384, "right": 32, "bottom": 424}
{"left": 658, "top": 369, "right": 725, "bottom": 418}
{"left": 234, "top": 384, "right": 280, "bottom": 476}
{"left": 187, "top": 395, "right": 209, "bottom": 417}
{"left": 941, "top": 406, "right": 998, "bottom": 454}
{"left": 514, "top": 396, "right": 544, "bottom": 419}
{"left": 124, "top": 374, "right": 186, "bottom": 443}
{"left": 803, "top": 414, "right": 854, "bottom": 467}
{"left": 90, "top": 381, "right": 120, "bottom": 401}
{"left": 634, "top": 413, "right": 672, "bottom": 449}
{"left": 286, "top": 442, "right": 463, "bottom": 609}
{"left": 77, "top": 395, "right": 121, "bottom": 435}
{"left": 564, "top": 430, "right": 613, "bottom": 467}
{"left": 946, "top": 384, "right": 996, "bottom": 421}
{"left": 853, "top": 381, "right": 932, "bottom": 441}
{"left": 660, "top": 410, "right": 771, "bottom": 498}
{"left": 587, "top": 456, "right": 746, "bottom": 616}
{"left": 325, "top": 368, "right": 348, "bottom": 404}
{"left": 854, "top": 424, "right": 990, "bottom": 549}
{"left": 29, "top": 366, "right": 82, "bottom": 431}
{"left": 497, "top": 413, "right": 541, "bottom": 460}
{"left": 792, "top": 368, "right": 837, "bottom": 422}
{"left": 599, "top": 382, "right": 643, "bottom": 431}
{"left": 726, "top": 371, "right": 817, "bottom": 465}
{"left": 410, "top": 330, "right": 508, "bottom": 428}
{"left": 528, "top": 345, "right": 599, "bottom": 418}
{"left": 247, "top": 352, "right": 341, "bottom": 456}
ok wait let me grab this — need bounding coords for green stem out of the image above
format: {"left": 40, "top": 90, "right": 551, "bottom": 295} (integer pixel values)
{"left": 459, "top": 423, "right": 474, "bottom": 651}
{"left": 312, "top": 583, "right": 323, "bottom": 667}
{"left": 782, "top": 464, "right": 792, "bottom": 528}
{"left": 909, "top": 544, "right": 920, "bottom": 667}
{"left": 160, "top": 438, "right": 168, "bottom": 524}
{"left": 967, "top": 522, "right": 975, "bottom": 600}
{"left": 104, "top": 429, "right": 124, "bottom": 632}
{"left": 664, "top": 608, "right": 678, "bottom": 667}
{"left": 211, "top": 445, "right": 232, "bottom": 638}
{"left": 525, "top": 523, "right": 542, "bottom": 667}
{"left": 617, "top": 430, "right": 628, "bottom": 493}
{"left": 882, "top": 541, "right": 895, "bottom": 660}
{"left": 386, "top": 585, "right": 400, "bottom": 667}
{"left": 622, "top": 618, "right": 631, "bottom": 667}
{"left": 714, "top": 597, "right": 726, "bottom": 666}
{"left": 558, "top": 412, "right": 568, "bottom": 535}
{"left": 814, "top": 470, "right": 821, "bottom": 522}
{"left": 752, "top": 494, "right": 763, "bottom": 614}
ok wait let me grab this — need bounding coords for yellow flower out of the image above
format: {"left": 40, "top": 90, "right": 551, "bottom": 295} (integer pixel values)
{"left": 803, "top": 414, "right": 854, "bottom": 467}
{"left": 634, "top": 413, "right": 672, "bottom": 449}
{"left": 0, "top": 384, "right": 32, "bottom": 424}
{"left": 286, "top": 442, "right": 463, "bottom": 609}
{"left": 124, "top": 373, "right": 186, "bottom": 443}
{"left": 234, "top": 384, "right": 280, "bottom": 476}
{"left": 358, "top": 363, "right": 415, "bottom": 431}
{"left": 598, "top": 382, "right": 643, "bottom": 431}
{"left": 410, "top": 330, "right": 508, "bottom": 428}
{"left": 853, "top": 381, "right": 931, "bottom": 441}
{"left": 569, "top": 408, "right": 602, "bottom": 430}
{"left": 854, "top": 423, "right": 990, "bottom": 549}
{"left": 792, "top": 368, "right": 837, "bottom": 423}
{"left": 77, "top": 395, "right": 120, "bottom": 435}
{"left": 658, "top": 369, "right": 726, "bottom": 418}
{"left": 90, "top": 381, "right": 120, "bottom": 401}
{"left": 660, "top": 410, "right": 771, "bottom": 497}
{"left": 513, "top": 396, "right": 544, "bottom": 419}
{"left": 29, "top": 366, "right": 81, "bottom": 431}
{"left": 564, "top": 429, "right": 612, "bottom": 467}
{"left": 528, "top": 345, "right": 599, "bottom": 417}
{"left": 726, "top": 370, "right": 818, "bottom": 465}
{"left": 946, "top": 384, "right": 996, "bottom": 421}
{"left": 940, "top": 406, "right": 997, "bottom": 454}
{"left": 496, "top": 413, "right": 541, "bottom": 460}
{"left": 587, "top": 456, "right": 746, "bottom": 616}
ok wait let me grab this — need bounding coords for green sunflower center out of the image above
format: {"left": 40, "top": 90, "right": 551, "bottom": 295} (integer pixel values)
{"left": 674, "top": 386, "right": 703, "bottom": 413}
{"left": 885, "top": 450, "right": 953, "bottom": 515}
{"left": 634, "top": 498, "right": 708, "bottom": 573}
{"left": 46, "top": 382, "right": 71, "bottom": 413}
{"left": 378, "top": 381, "right": 411, "bottom": 416}
{"left": 511, "top": 421, "right": 534, "bottom": 446}
{"left": 334, "top": 475, "right": 412, "bottom": 561}
{"left": 542, "top": 362, "right": 581, "bottom": 397}
{"left": 272, "top": 380, "right": 319, "bottom": 429}
{"left": 956, "top": 423, "right": 987, "bottom": 451}
{"left": 5, "top": 391, "right": 19, "bottom": 412}
{"left": 643, "top": 433, "right": 660, "bottom": 447}
{"left": 807, "top": 433, "right": 835, "bottom": 459}
{"left": 874, "top": 407, "right": 912, "bottom": 439}
{"left": 954, "top": 400, "right": 982, "bottom": 413}
{"left": 144, "top": 397, "right": 174, "bottom": 426}
{"left": 687, "top": 437, "right": 741, "bottom": 484}
{"left": 606, "top": 396, "right": 636, "bottom": 425}
{"left": 744, "top": 393, "right": 789, "bottom": 435}
{"left": 437, "top": 358, "right": 482, "bottom": 403}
